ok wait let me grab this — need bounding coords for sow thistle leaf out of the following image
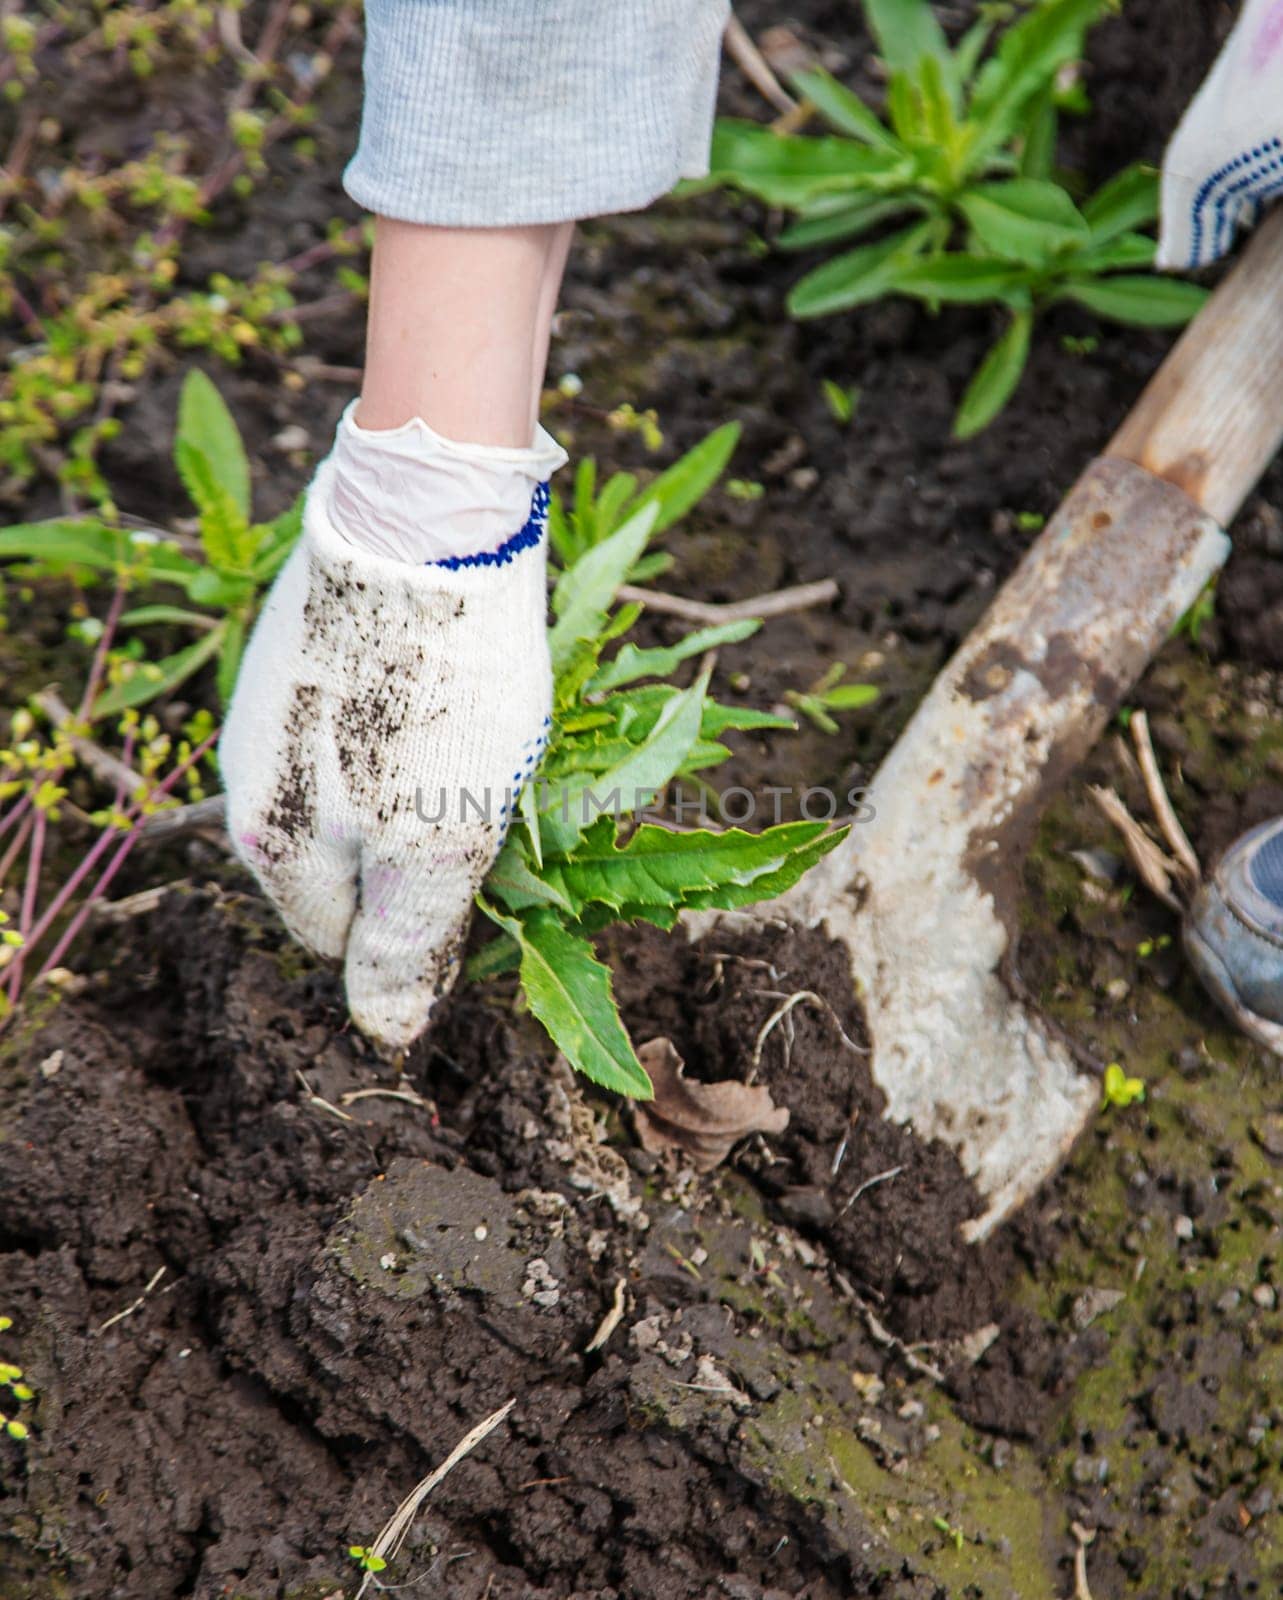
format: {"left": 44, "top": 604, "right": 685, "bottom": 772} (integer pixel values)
{"left": 789, "top": 219, "right": 934, "bottom": 318}
{"left": 954, "top": 309, "right": 1033, "bottom": 439}
{"left": 553, "top": 819, "right": 837, "bottom": 912}
{"left": 538, "top": 671, "right": 708, "bottom": 855}
{"left": 590, "top": 619, "right": 758, "bottom": 693}
{"left": 1063, "top": 275, "right": 1208, "bottom": 328}
{"left": 681, "top": 822, "right": 849, "bottom": 912}
{"left": 0, "top": 520, "right": 132, "bottom": 573}
{"left": 490, "top": 905, "right": 653, "bottom": 1099}
{"left": 958, "top": 178, "right": 1089, "bottom": 263}
{"left": 1071, "top": 232, "right": 1157, "bottom": 273}
{"left": 177, "top": 369, "right": 252, "bottom": 520}
{"left": 487, "top": 836, "right": 574, "bottom": 913}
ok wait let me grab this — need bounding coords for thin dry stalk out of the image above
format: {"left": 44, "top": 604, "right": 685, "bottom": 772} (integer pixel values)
{"left": 33, "top": 690, "right": 144, "bottom": 796}
{"left": 355, "top": 1399, "right": 516, "bottom": 1599}
{"left": 1071, "top": 1522, "right": 1097, "bottom": 1600}
{"left": 1129, "top": 711, "right": 1200, "bottom": 885}
{"left": 96, "top": 1265, "right": 167, "bottom": 1335}
{"left": 616, "top": 578, "right": 838, "bottom": 627}
{"left": 724, "top": 13, "right": 797, "bottom": 114}
{"left": 585, "top": 1278, "right": 627, "bottom": 1353}
{"left": 1087, "top": 785, "right": 1184, "bottom": 914}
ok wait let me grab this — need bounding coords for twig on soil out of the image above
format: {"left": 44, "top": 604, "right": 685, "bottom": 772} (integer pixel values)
{"left": 33, "top": 689, "right": 144, "bottom": 795}
{"left": 832, "top": 1271, "right": 946, "bottom": 1385}
{"left": 724, "top": 13, "right": 798, "bottom": 115}
{"left": 90, "top": 881, "right": 191, "bottom": 923}
{"left": 338, "top": 1085, "right": 435, "bottom": 1112}
{"left": 355, "top": 1398, "right": 516, "bottom": 1600}
{"left": 1130, "top": 711, "right": 1200, "bottom": 886}
{"left": 135, "top": 795, "right": 229, "bottom": 850}
{"left": 96, "top": 1265, "right": 167, "bottom": 1335}
{"left": 1087, "top": 785, "right": 1185, "bottom": 913}
{"left": 838, "top": 1164, "right": 903, "bottom": 1216}
{"left": 616, "top": 577, "right": 838, "bottom": 627}
{"left": 295, "top": 1069, "right": 354, "bottom": 1124}
{"left": 584, "top": 1277, "right": 627, "bottom": 1353}
{"left": 1071, "top": 1522, "right": 1097, "bottom": 1600}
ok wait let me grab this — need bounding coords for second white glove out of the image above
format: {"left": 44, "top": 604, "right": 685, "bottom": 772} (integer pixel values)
{"left": 1158, "top": 0, "right": 1283, "bottom": 270}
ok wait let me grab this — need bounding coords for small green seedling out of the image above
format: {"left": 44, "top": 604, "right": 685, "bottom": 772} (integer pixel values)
{"left": 347, "top": 1546, "right": 386, "bottom": 1574}
{"left": 1172, "top": 579, "right": 1217, "bottom": 647}
{"left": 0, "top": 369, "right": 303, "bottom": 717}
{"left": 0, "top": 1318, "right": 33, "bottom": 1442}
{"left": 1102, "top": 1062, "right": 1145, "bottom": 1109}
{"left": 821, "top": 378, "right": 860, "bottom": 424}
{"left": 698, "top": 0, "right": 1207, "bottom": 435}
{"left": 1135, "top": 934, "right": 1171, "bottom": 959}
{"left": 785, "top": 663, "right": 880, "bottom": 736}
{"left": 931, "top": 1515, "right": 967, "bottom": 1552}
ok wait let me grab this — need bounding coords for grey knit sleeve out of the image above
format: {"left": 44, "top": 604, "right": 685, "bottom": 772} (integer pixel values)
{"left": 343, "top": 0, "right": 729, "bottom": 227}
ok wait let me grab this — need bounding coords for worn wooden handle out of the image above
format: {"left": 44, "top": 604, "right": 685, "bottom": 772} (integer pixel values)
{"left": 1108, "top": 207, "right": 1283, "bottom": 526}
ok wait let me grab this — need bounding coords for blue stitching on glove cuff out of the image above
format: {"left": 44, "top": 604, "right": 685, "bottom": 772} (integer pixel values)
{"left": 1189, "top": 138, "right": 1283, "bottom": 266}
{"left": 430, "top": 481, "right": 551, "bottom": 571}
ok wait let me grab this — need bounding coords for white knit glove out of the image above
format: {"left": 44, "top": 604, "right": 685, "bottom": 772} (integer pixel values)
{"left": 1158, "top": 0, "right": 1283, "bottom": 270}
{"left": 219, "top": 455, "right": 553, "bottom": 1050}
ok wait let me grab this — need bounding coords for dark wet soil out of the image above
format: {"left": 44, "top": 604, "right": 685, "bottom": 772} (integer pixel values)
{"left": 6, "top": 0, "right": 1283, "bottom": 1596}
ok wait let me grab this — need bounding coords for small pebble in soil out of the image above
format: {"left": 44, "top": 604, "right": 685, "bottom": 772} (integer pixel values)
{"left": 1252, "top": 1283, "right": 1277, "bottom": 1309}
{"left": 1071, "top": 1287, "right": 1125, "bottom": 1330}
{"left": 473, "top": 1224, "right": 487, "bottom": 1241}
{"left": 1215, "top": 1289, "right": 1241, "bottom": 1314}
{"left": 1251, "top": 1114, "right": 1283, "bottom": 1159}
{"left": 1246, "top": 1484, "right": 1275, "bottom": 1518}
{"left": 1072, "top": 1456, "right": 1109, "bottom": 1486}
{"left": 1174, "top": 1215, "right": 1195, "bottom": 1241}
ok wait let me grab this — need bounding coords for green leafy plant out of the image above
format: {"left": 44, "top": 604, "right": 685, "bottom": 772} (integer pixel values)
{"left": 347, "top": 1546, "right": 387, "bottom": 1575}
{"left": 475, "top": 466, "right": 848, "bottom": 1098}
{"left": 0, "top": 370, "right": 301, "bottom": 719}
{"left": 785, "top": 663, "right": 880, "bottom": 736}
{"left": 700, "top": 0, "right": 1207, "bottom": 435}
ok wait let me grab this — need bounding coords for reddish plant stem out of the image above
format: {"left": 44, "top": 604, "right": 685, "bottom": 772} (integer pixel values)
{"left": 78, "top": 581, "right": 127, "bottom": 719}
{"left": 279, "top": 222, "right": 364, "bottom": 277}
{"left": 0, "top": 809, "right": 34, "bottom": 886}
{"left": 33, "top": 729, "right": 220, "bottom": 981}
{"left": 6, "top": 808, "right": 45, "bottom": 998}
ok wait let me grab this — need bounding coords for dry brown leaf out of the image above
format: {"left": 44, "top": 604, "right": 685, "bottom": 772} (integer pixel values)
{"left": 633, "top": 1037, "right": 789, "bottom": 1172}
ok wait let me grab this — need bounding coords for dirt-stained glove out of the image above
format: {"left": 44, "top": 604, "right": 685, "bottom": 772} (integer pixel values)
{"left": 1158, "top": 0, "right": 1283, "bottom": 270}
{"left": 219, "top": 454, "right": 553, "bottom": 1050}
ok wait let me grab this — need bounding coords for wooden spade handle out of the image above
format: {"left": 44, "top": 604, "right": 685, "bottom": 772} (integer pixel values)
{"left": 1109, "top": 207, "right": 1283, "bottom": 526}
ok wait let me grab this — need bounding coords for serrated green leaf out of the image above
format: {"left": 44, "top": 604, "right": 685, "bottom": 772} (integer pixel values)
{"left": 177, "top": 369, "right": 251, "bottom": 518}
{"left": 959, "top": 178, "right": 1089, "bottom": 263}
{"left": 488, "top": 836, "right": 574, "bottom": 913}
{"left": 175, "top": 439, "right": 254, "bottom": 572}
{"left": 556, "top": 819, "right": 835, "bottom": 911}
{"left": 953, "top": 309, "right": 1032, "bottom": 438}
{"left": 1063, "top": 275, "right": 1207, "bottom": 327}
{"left": 683, "top": 821, "right": 849, "bottom": 912}
{"left": 539, "top": 671, "right": 708, "bottom": 855}
{"left": 788, "top": 219, "right": 934, "bottom": 317}
{"left": 486, "top": 904, "right": 652, "bottom": 1098}
{"left": 590, "top": 619, "right": 758, "bottom": 693}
